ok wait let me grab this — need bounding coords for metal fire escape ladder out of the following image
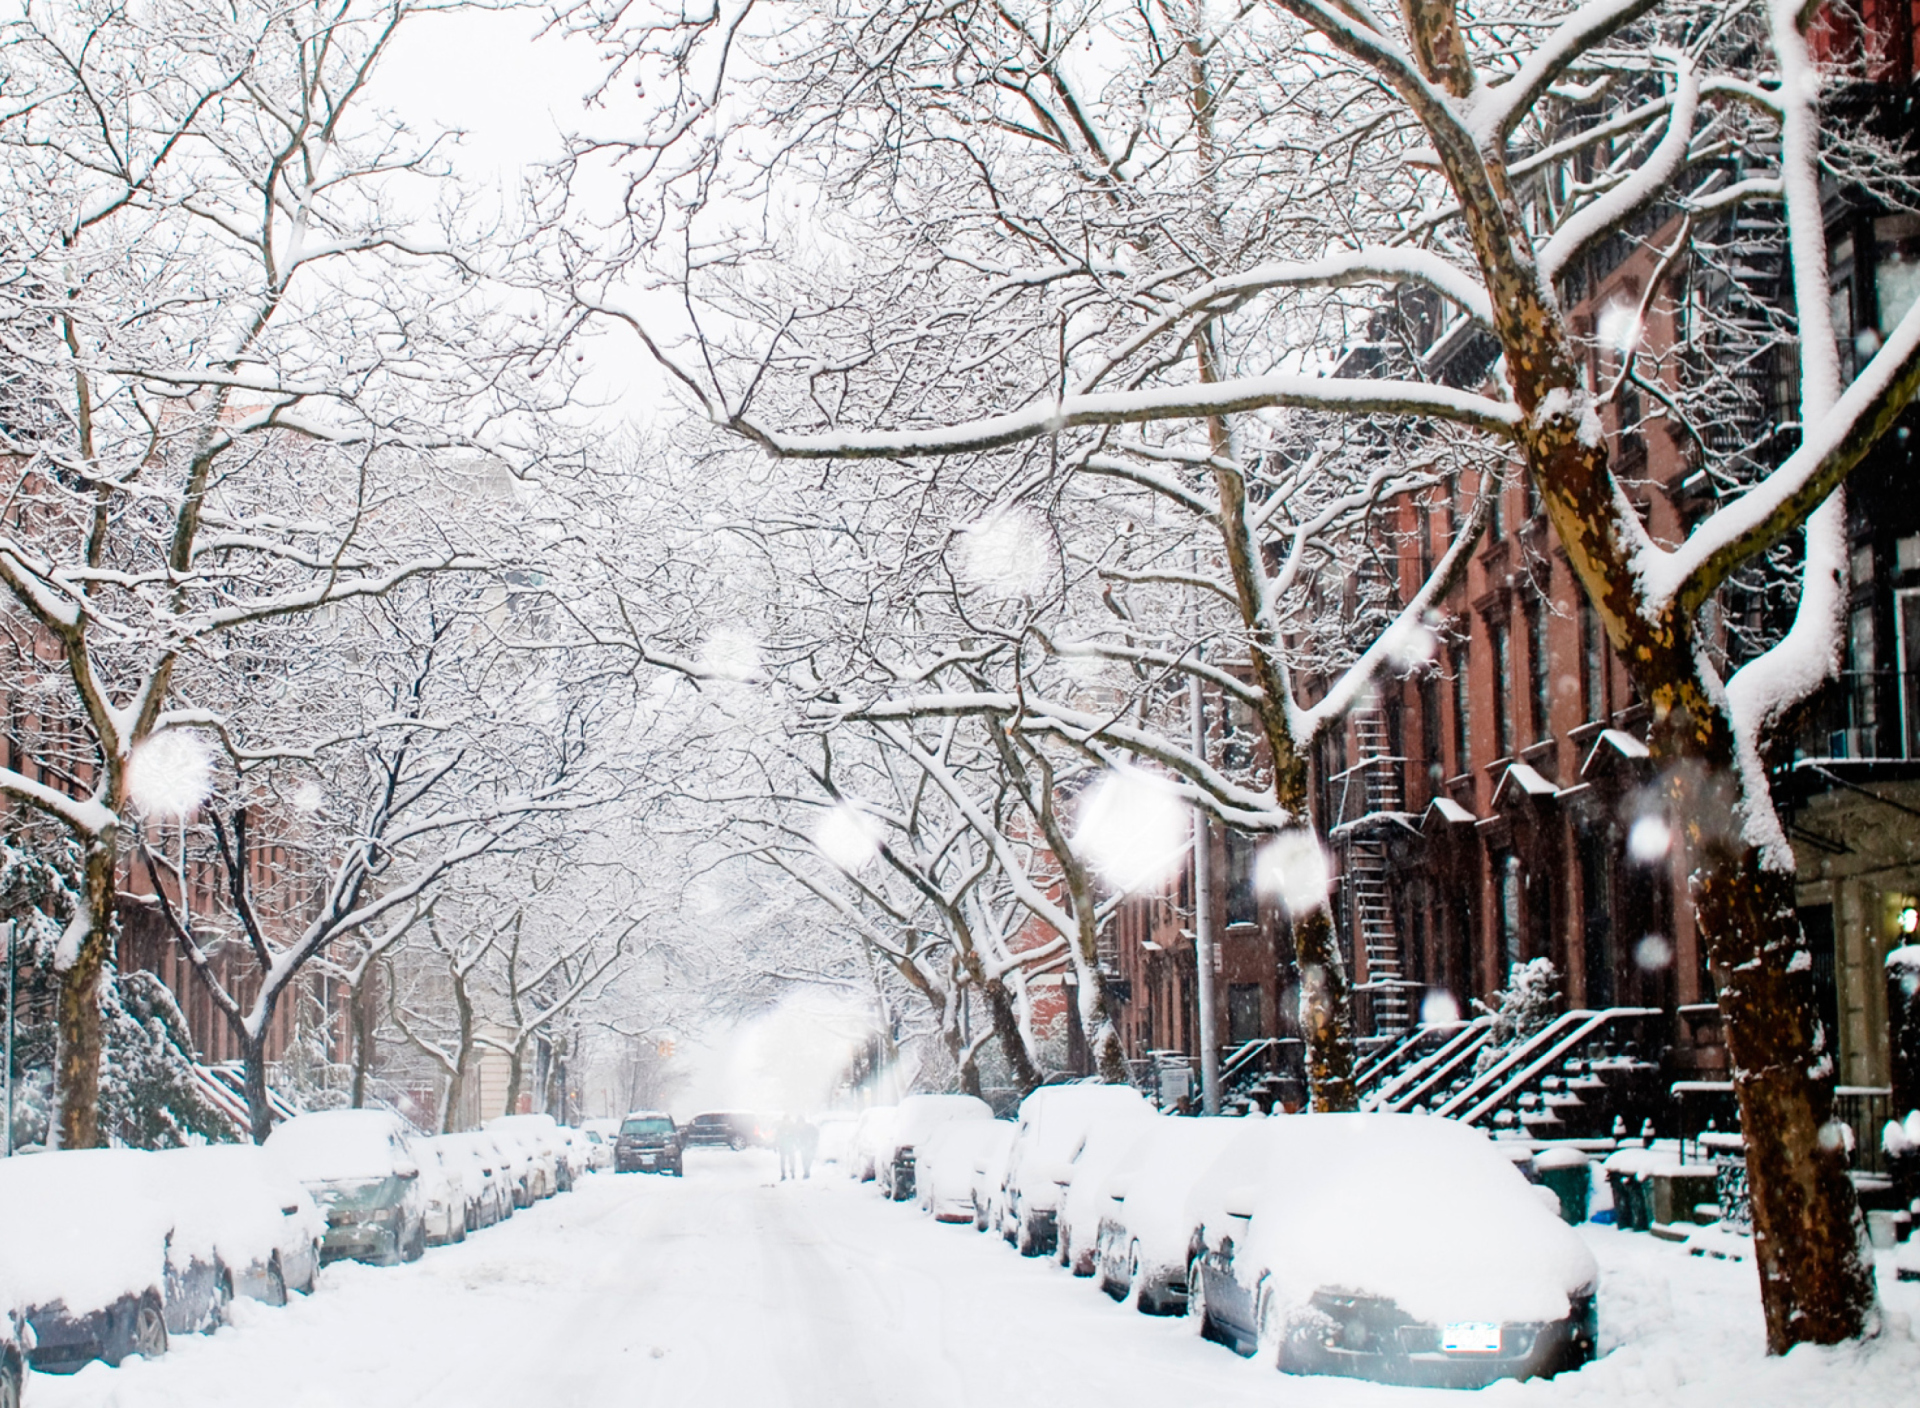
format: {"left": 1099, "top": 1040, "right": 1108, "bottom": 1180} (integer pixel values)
{"left": 1344, "top": 709, "right": 1409, "bottom": 1036}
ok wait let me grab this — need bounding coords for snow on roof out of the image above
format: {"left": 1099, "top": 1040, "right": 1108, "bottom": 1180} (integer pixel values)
{"left": 1492, "top": 761, "right": 1559, "bottom": 806}
{"left": 1425, "top": 795, "right": 1477, "bottom": 825}
{"left": 265, "top": 1108, "right": 409, "bottom": 1184}
{"left": 1581, "top": 728, "right": 1652, "bottom": 778}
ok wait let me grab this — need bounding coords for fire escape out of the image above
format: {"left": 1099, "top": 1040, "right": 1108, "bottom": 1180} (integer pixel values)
{"left": 1333, "top": 708, "right": 1413, "bottom": 1039}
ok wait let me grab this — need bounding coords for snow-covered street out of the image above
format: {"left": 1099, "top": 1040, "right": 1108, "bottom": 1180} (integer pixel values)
{"left": 28, "top": 1151, "right": 1920, "bottom": 1408}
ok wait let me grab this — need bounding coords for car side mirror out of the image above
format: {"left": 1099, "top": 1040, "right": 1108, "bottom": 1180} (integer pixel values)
{"left": 281, "top": 1204, "right": 300, "bottom": 1216}
{"left": 1222, "top": 1186, "right": 1257, "bottom": 1221}
{"left": 395, "top": 1162, "right": 419, "bottom": 1180}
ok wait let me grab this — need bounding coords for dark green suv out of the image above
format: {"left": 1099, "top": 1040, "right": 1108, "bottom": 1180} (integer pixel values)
{"left": 614, "top": 1112, "right": 683, "bottom": 1175}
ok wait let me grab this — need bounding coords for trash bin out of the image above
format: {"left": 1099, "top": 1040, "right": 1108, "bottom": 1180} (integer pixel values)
{"left": 1534, "top": 1147, "right": 1591, "bottom": 1225}
{"left": 1602, "top": 1147, "right": 1662, "bottom": 1232}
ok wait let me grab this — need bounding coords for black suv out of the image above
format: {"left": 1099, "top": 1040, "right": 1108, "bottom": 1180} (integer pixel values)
{"left": 614, "top": 1112, "right": 683, "bottom": 1175}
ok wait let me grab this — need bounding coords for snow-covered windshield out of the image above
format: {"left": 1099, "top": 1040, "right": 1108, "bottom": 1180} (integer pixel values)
{"left": 267, "top": 1113, "right": 408, "bottom": 1185}
{"left": 621, "top": 1117, "right": 674, "bottom": 1136}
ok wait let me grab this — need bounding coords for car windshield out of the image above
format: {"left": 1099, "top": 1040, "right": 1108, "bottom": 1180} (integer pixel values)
{"left": 622, "top": 1117, "right": 673, "bottom": 1136}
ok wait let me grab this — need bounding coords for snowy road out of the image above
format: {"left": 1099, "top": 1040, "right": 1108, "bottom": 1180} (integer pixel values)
{"left": 31, "top": 1149, "right": 1920, "bottom": 1408}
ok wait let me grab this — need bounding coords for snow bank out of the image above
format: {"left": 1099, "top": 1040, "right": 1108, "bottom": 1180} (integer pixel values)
{"left": 0, "top": 1150, "right": 174, "bottom": 1317}
{"left": 1216, "top": 1114, "right": 1597, "bottom": 1324}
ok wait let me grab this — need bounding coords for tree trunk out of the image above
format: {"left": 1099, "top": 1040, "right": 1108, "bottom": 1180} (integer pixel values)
{"left": 1292, "top": 905, "right": 1359, "bottom": 1112}
{"left": 350, "top": 975, "right": 375, "bottom": 1109}
{"left": 502, "top": 1040, "right": 526, "bottom": 1118}
{"left": 984, "top": 977, "right": 1042, "bottom": 1095}
{"left": 1662, "top": 716, "right": 1876, "bottom": 1351}
{"left": 242, "top": 1032, "right": 272, "bottom": 1145}
{"left": 54, "top": 833, "right": 117, "bottom": 1149}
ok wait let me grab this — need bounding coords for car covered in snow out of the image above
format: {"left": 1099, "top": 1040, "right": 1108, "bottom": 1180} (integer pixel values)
{"left": 154, "top": 1144, "right": 325, "bottom": 1304}
{"left": 1093, "top": 1115, "right": 1247, "bottom": 1313}
{"left": 0, "top": 1149, "right": 229, "bottom": 1372}
{"left": 1184, "top": 1114, "right": 1598, "bottom": 1388}
{"left": 580, "top": 1118, "right": 619, "bottom": 1171}
{"left": 848, "top": 1107, "right": 898, "bottom": 1182}
{"left": 970, "top": 1121, "right": 1019, "bottom": 1232}
{"left": 415, "top": 1140, "right": 469, "bottom": 1246}
{"left": 1052, "top": 1107, "right": 1161, "bottom": 1275}
{"left": 614, "top": 1111, "right": 683, "bottom": 1175}
{"left": 877, "top": 1094, "right": 994, "bottom": 1201}
{"left": 812, "top": 1111, "right": 859, "bottom": 1169}
{"left": 443, "top": 1132, "right": 514, "bottom": 1228}
{"left": 487, "top": 1115, "right": 569, "bottom": 1194}
{"left": 1001, "top": 1083, "right": 1152, "bottom": 1255}
{"left": 914, "top": 1118, "right": 1013, "bottom": 1223}
{"left": 266, "top": 1109, "right": 429, "bottom": 1266}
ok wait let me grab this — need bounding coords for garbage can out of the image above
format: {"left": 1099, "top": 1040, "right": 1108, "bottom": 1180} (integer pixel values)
{"left": 1602, "top": 1147, "right": 1661, "bottom": 1231}
{"left": 1534, "top": 1147, "right": 1592, "bottom": 1225}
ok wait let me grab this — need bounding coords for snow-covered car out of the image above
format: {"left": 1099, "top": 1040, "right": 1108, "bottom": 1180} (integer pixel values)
{"left": 812, "top": 1112, "right": 858, "bottom": 1169}
{"left": 614, "top": 1111, "right": 683, "bottom": 1175}
{"left": 876, "top": 1094, "right": 994, "bottom": 1201}
{"left": 155, "top": 1144, "right": 325, "bottom": 1304}
{"left": 580, "top": 1118, "right": 619, "bottom": 1171}
{"left": 480, "top": 1129, "right": 534, "bottom": 1208}
{"left": 682, "top": 1110, "right": 763, "bottom": 1150}
{"left": 970, "top": 1121, "right": 1019, "bottom": 1232}
{"left": 1053, "top": 1108, "right": 1161, "bottom": 1274}
{"left": 915, "top": 1119, "right": 1013, "bottom": 1222}
{"left": 1185, "top": 1114, "right": 1598, "bottom": 1388}
{"left": 848, "top": 1107, "right": 897, "bottom": 1182}
{"left": 486, "top": 1116, "right": 564, "bottom": 1196}
{"left": 1002, "top": 1083, "right": 1151, "bottom": 1255}
{"left": 1093, "top": 1115, "right": 1247, "bottom": 1313}
{"left": 415, "top": 1140, "right": 469, "bottom": 1245}
{"left": 266, "top": 1109, "right": 429, "bottom": 1266}
{"left": 440, "top": 1133, "right": 513, "bottom": 1229}
{"left": 0, "top": 1149, "right": 226, "bottom": 1372}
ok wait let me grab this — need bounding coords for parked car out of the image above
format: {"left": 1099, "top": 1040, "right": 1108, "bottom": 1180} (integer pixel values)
{"left": 155, "top": 1144, "right": 325, "bottom": 1304}
{"left": 0, "top": 1149, "right": 225, "bottom": 1372}
{"left": 877, "top": 1094, "right": 994, "bottom": 1201}
{"left": 1185, "top": 1114, "right": 1598, "bottom": 1387}
{"left": 812, "top": 1112, "right": 859, "bottom": 1168}
{"left": 1002, "top": 1083, "right": 1151, "bottom": 1255}
{"left": 970, "top": 1121, "right": 1019, "bottom": 1233}
{"left": 415, "top": 1141, "right": 468, "bottom": 1246}
{"left": 915, "top": 1119, "right": 1013, "bottom": 1222}
{"left": 445, "top": 1132, "right": 514, "bottom": 1228}
{"left": 614, "top": 1111, "right": 684, "bottom": 1175}
{"left": 580, "top": 1118, "right": 619, "bottom": 1171}
{"left": 682, "top": 1111, "right": 763, "bottom": 1150}
{"left": 1053, "top": 1108, "right": 1161, "bottom": 1274}
{"left": 848, "top": 1107, "right": 898, "bottom": 1181}
{"left": 1093, "top": 1116, "right": 1247, "bottom": 1313}
{"left": 266, "top": 1109, "right": 428, "bottom": 1266}
{"left": 486, "top": 1116, "right": 564, "bottom": 1196}
{"left": 481, "top": 1128, "right": 535, "bottom": 1208}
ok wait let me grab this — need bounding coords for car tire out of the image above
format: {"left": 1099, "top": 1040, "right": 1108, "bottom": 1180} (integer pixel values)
{"left": 303, "top": 1242, "right": 322, "bottom": 1293}
{"left": 132, "top": 1292, "right": 169, "bottom": 1361}
{"left": 1188, "top": 1259, "right": 1219, "bottom": 1343}
{"left": 1127, "top": 1244, "right": 1154, "bottom": 1313}
{"left": 1016, "top": 1213, "right": 1042, "bottom": 1258}
{"left": 402, "top": 1220, "right": 426, "bottom": 1263}
{"left": 0, "top": 1350, "right": 20, "bottom": 1408}
{"left": 1255, "top": 1286, "right": 1288, "bottom": 1371}
{"left": 265, "top": 1254, "right": 289, "bottom": 1308}
{"left": 210, "top": 1269, "right": 234, "bottom": 1330}
{"left": 729, "top": 1136, "right": 747, "bottom": 1151}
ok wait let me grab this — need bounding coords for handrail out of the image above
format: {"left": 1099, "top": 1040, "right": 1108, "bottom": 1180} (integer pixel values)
{"left": 1371, "top": 1019, "right": 1496, "bottom": 1112}
{"left": 1354, "top": 1020, "right": 1465, "bottom": 1092}
{"left": 1221, "top": 1037, "right": 1279, "bottom": 1083}
{"left": 1453, "top": 1007, "right": 1662, "bottom": 1125}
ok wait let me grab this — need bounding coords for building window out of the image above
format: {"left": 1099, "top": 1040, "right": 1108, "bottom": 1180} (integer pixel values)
{"left": 1491, "top": 619, "right": 1514, "bottom": 758}
{"left": 1226, "top": 830, "right": 1256, "bottom": 926}
{"left": 1582, "top": 600, "right": 1606, "bottom": 722}
{"left": 1420, "top": 672, "right": 1443, "bottom": 791}
{"left": 1487, "top": 470, "right": 1505, "bottom": 540}
{"left": 1450, "top": 641, "right": 1472, "bottom": 776}
{"left": 1529, "top": 599, "right": 1553, "bottom": 745}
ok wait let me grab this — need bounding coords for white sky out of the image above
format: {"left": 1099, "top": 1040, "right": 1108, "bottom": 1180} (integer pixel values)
{"left": 370, "top": 6, "right": 674, "bottom": 422}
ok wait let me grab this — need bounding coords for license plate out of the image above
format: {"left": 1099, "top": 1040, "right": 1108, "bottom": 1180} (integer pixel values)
{"left": 1441, "top": 1322, "right": 1502, "bottom": 1354}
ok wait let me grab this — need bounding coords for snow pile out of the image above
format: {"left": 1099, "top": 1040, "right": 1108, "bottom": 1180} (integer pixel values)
{"left": 1209, "top": 1114, "right": 1597, "bottom": 1324}
{"left": 0, "top": 1150, "right": 175, "bottom": 1317}
{"left": 266, "top": 1109, "right": 413, "bottom": 1186}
